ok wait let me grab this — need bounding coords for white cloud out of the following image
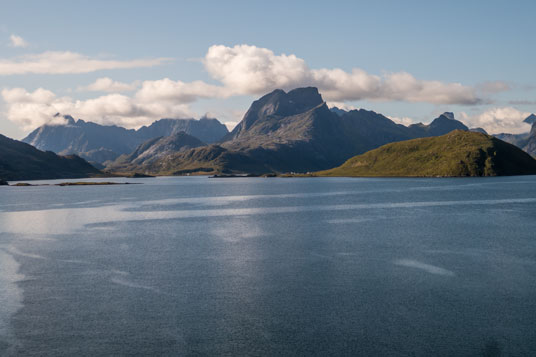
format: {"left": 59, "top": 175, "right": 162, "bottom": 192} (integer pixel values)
{"left": 1, "top": 87, "right": 194, "bottom": 131}
{"left": 476, "top": 81, "right": 511, "bottom": 94}
{"left": 135, "top": 78, "right": 227, "bottom": 103}
{"left": 0, "top": 51, "right": 171, "bottom": 75}
{"left": 223, "top": 121, "right": 239, "bottom": 131}
{"left": 327, "top": 102, "right": 358, "bottom": 111}
{"left": 203, "top": 44, "right": 480, "bottom": 105}
{"left": 204, "top": 44, "right": 310, "bottom": 96}
{"left": 78, "top": 77, "right": 140, "bottom": 92}
{"left": 387, "top": 115, "right": 415, "bottom": 126}
{"left": 0, "top": 44, "right": 505, "bottom": 132}
{"left": 9, "top": 34, "right": 28, "bottom": 48}
{"left": 460, "top": 107, "right": 532, "bottom": 134}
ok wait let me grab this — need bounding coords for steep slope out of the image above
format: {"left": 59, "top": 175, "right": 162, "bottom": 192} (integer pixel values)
{"left": 318, "top": 130, "right": 536, "bottom": 177}
{"left": 0, "top": 134, "right": 100, "bottom": 181}
{"left": 109, "top": 132, "right": 206, "bottom": 172}
{"left": 22, "top": 116, "right": 229, "bottom": 163}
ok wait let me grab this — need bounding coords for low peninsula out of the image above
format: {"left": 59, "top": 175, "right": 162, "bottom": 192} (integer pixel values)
{"left": 316, "top": 130, "right": 536, "bottom": 177}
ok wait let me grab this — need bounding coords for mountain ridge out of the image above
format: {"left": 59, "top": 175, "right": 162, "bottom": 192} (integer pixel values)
{"left": 109, "top": 131, "right": 206, "bottom": 172}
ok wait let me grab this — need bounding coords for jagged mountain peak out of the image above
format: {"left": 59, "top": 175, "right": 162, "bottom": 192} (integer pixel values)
{"left": 441, "top": 112, "right": 455, "bottom": 120}
{"left": 427, "top": 112, "right": 468, "bottom": 135}
{"left": 227, "top": 87, "right": 325, "bottom": 139}
{"left": 523, "top": 113, "right": 536, "bottom": 125}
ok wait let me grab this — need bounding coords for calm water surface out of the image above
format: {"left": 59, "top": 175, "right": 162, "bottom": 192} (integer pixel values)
{"left": 1, "top": 176, "right": 536, "bottom": 356}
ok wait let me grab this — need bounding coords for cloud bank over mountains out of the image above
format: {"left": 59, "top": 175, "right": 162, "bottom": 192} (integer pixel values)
{"left": 0, "top": 44, "right": 531, "bottom": 134}
{"left": 204, "top": 45, "right": 480, "bottom": 105}
{"left": 1, "top": 87, "right": 194, "bottom": 130}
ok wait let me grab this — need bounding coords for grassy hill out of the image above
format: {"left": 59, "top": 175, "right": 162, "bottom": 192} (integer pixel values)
{"left": 317, "top": 130, "right": 536, "bottom": 177}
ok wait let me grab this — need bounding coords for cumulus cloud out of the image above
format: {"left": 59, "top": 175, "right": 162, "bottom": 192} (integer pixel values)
{"left": 204, "top": 45, "right": 309, "bottom": 95}
{"left": 203, "top": 44, "right": 480, "bottom": 105}
{"left": 78, "top": 77, "right": 140, "bottom": 92}
{"left": 2, "top": 77, "right": 228, "bottom": 130}
{"left": 0, "top": 51, "right": 171, "bottom": 75}
{"left": 1, "top": 87, "right": 195, "bottom": 131}
{"left": 9, "top": 34, "right": 28, "bottom": 48}
{"left": 460, "top": 107, "right": 532, "bottom": 134}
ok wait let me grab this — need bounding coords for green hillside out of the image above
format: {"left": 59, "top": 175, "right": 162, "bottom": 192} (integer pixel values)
{"left": 317, "top": 130, "right": 536, "bottom": 177}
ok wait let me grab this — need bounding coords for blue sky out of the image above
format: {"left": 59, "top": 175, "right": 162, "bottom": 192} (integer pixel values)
{"left": 1, "top": 0, "right": 535, "bottom": 139}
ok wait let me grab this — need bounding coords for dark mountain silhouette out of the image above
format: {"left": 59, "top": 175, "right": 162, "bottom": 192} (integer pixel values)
{"left": 0, "top": 133, "right": 100, "bottom": 181}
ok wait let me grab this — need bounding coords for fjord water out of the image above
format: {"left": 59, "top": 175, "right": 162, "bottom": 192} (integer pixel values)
{"left": 1, "top": 177, "right": 536, "bottom": 356}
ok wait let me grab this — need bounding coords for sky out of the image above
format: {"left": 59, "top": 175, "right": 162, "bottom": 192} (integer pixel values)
{"left": 1, "top": 0, "right": 535, "bottom": 139}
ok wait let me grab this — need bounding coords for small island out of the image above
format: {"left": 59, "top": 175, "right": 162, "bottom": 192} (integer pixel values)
{"left": 6, "top": 182, "right": 139, "bottom": 187}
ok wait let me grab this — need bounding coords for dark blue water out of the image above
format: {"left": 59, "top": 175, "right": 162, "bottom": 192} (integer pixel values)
{"left": 1, "top": 176, "right": 536, "bottom": 356}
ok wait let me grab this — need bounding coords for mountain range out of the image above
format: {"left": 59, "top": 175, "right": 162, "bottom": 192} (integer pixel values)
{"left": 5, "top": 86, "right": 536, "bottom": 180}
{"left": 114, "top": 87, "right": 471, "bottom": 175}
{"left": 22, "top": 115, "right": 229, "bottom": 164}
